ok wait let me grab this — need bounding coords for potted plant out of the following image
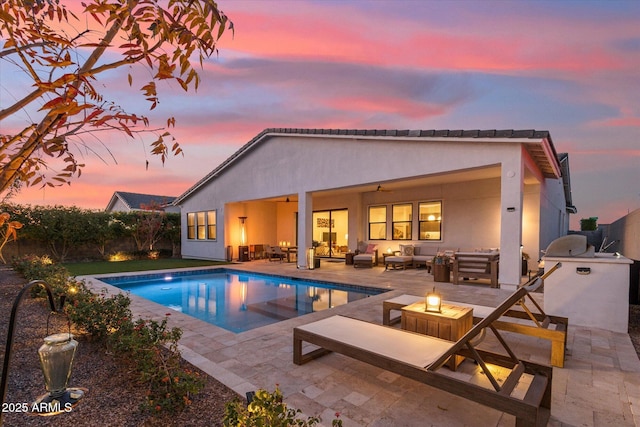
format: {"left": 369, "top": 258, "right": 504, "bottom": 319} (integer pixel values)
{"left": 432, "top": 254, "right": 451, "bottom": 282}
{"left": 432, "top": 254, "right": 450, "bottom": 265}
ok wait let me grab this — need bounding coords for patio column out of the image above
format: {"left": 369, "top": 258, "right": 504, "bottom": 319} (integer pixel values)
{"left": 296, "top": 191, "right": 313, "bottom": 268}
{"left": 500, "top": 159, "right": 525, "bottom": 289}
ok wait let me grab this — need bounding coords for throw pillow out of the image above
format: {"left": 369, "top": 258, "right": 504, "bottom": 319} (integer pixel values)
{"left": 402, "top": 245, "right": 414, "bottom": 256}
{"left": 365, "top": 244, "right": 377, "bottom": 254}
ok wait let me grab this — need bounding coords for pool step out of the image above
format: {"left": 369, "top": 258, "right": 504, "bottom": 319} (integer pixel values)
{"left": 247, "top": 297, "right": 311, "bottom": 321}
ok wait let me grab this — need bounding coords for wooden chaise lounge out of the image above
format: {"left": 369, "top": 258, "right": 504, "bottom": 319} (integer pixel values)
{"left": 293, "top": 278, "right": 553, "bottom": 427}
{"left": 382, "top": 292, "right": 568, "bottom": 368}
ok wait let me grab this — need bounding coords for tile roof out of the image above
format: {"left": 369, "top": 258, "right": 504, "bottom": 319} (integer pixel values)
{"left": 108, "top": 191, "right": 176, "bottom": 211}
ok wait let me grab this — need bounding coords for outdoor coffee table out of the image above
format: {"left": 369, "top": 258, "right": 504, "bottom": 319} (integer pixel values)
{"left": 401, "top": 302, "right": 473, "bottom": 370}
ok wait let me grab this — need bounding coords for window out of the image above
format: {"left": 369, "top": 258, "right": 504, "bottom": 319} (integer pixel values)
{"left": 418, "top": 201, "right": 442, "bottom": 240}
{"left": 187, "top": 210, "right": 217, "bottom": 240}
{"left": 392, "top": 204, "right": 412, "bottom": 240}
{"left": 207, "top": 211, "right": 217, "bottom": 240}
{"left": 368, "top": 206, "right": 387, "bottom": 240}
{"left": 187, "top": 213, "right": 196, "bottom": 239}
{"left": 197, "top": 212, "right": 206, "bottom": 239}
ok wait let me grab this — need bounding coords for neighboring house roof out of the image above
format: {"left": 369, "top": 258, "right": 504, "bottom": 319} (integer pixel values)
{"left": 175, "top": 127, "right": 567, "bottom": 206}
{"left": 106, "top": 191, "right": 176, "bottom": 212}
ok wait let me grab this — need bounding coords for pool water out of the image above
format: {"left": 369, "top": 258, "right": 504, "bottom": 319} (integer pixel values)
{"left": 102, "top": 269, "right": 386, "bottom": 333}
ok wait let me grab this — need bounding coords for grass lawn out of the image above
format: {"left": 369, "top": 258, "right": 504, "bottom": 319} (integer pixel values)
{"left": 63, "top": 258, "right": 227, "bottom": 276}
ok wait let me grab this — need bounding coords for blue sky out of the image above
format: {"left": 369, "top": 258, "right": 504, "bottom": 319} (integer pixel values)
{"left": 3, "top": 0, "right": 639, "bottom": 229}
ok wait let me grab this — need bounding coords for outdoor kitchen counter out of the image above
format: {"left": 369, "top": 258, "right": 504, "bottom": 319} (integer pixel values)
{"left": 543, "top": 253, "right": 633, "bottom": 333}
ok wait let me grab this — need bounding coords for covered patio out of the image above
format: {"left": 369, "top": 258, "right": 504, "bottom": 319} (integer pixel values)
{"left": 85, "top": 260, "right": 640, "bottom": 426}
{"left": 177, "top": 128, "right": 576, "bottom": 289}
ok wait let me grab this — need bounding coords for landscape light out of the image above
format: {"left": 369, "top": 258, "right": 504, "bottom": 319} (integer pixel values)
{"left": 34, "top": 332, "right": 85, "bottom": 415}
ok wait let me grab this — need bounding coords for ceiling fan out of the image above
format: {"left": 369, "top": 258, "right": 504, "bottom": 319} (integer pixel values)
{"left": 375, "top": 185, "right": 393, "bottom": 193}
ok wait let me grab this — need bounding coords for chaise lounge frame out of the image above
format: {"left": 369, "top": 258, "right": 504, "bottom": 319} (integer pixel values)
{"left": 382, "top": 293, "right": 568, "bottom": 367}
{"left": 293, "top": 277, "right": 553, "bottom": 427}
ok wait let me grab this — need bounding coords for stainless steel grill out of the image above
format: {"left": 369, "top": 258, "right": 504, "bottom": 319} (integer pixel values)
{"left": 544, "top": 234, "right": 595, "bottom": 258}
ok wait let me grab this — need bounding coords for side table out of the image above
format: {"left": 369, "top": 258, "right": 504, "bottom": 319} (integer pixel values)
{"left": 401, "top": 302, "right": 473, "bottom": 370}
{"left": 345, "top": 252, "right": 354, "bottom": 265}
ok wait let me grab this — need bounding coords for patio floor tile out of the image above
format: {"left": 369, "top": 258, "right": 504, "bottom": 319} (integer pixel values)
{"left": 83, "top": 260, "right": 640, "bottom": 426}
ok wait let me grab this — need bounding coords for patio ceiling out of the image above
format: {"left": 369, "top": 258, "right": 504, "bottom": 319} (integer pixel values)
{"left": 256, "top": 164, "right": 544, "bottom": 203}
{"left": 313, "top": 165, "right": 503, "bottom": 198}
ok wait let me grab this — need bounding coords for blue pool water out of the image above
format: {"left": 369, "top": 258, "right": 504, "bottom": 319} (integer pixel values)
{"left": 102, "top": 269, "right": 386, "bottom": 333}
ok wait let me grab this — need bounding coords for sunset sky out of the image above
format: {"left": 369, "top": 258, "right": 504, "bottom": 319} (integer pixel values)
{"left": 3, "top": 0, "right": 639, "bottom": 229}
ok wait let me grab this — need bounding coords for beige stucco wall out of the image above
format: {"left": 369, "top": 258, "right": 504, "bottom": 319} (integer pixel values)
{"left": 608, "top": 208, "right": 640, "bottom": 261}
{"left": 177, "top": 133, "right": 567, "bottom": 286}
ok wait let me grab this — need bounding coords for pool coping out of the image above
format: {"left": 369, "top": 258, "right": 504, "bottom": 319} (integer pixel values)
{"left": 79, "top": 261, "right": 640, "bottom": 426}
{"left": 80, "top": 264, "right": 400, "bottom": 405}
{"left": 89, "top": 266, "right": 389, "bottom": 334}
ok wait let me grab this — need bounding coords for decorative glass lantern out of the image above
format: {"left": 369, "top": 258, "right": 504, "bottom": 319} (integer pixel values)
{"left": 34, "top": 332, "right": 85, "bottom": 415}
{"left": 0, "top": 280, "right": 86, "bottom": 422}
{"left": 425, "top": 286, "right": 442, "bottom": 313}
{"left": 307, "top": 247, "right": 315, "bottom": 270}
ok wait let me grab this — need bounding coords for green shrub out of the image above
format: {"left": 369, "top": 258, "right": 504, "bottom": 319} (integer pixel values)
{"left": 580, "top": 217, "right": 598, "bottom": 231}
{"left": 112, "top": 316, "right": 204, "bottom": 414}
{"left": 11, "top": 254, "right": 202, "bottom": 415}
{"left": 66, "top": 284, "right": 132, "bottom": 342}
{"left": 223, "top": 386, "right": 343, "bottom": 427}
{"left": 11, "top": 254, "right": 75, "bottom": 298}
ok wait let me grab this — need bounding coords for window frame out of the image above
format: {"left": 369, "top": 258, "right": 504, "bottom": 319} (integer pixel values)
{"left": 392, "top": 203, "right": 412, "bottom": 240}
{"left": 186, "top": 210, "right": 217, "bottom": 240}
{"left": 196, "top": 212, "right": 206, "bottom": 240}
{"left": 418, "top": 201, "right": 442, "bottom": 241}
{"left": 368, "top": 205, "right": 387, "bottom": 240}
{"left": 187, "top": 212, "right": 196, "bottom": 240}
{"left": 207, "top": 210, "right": 217, "bottom": 240}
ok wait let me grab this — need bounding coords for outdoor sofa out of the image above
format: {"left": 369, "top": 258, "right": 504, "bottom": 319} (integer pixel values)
{"left": 382, "top": 245, "right": 458, "bottom": 271}
{"left": 353, "top": 244, "right": 378, "bottom": 268}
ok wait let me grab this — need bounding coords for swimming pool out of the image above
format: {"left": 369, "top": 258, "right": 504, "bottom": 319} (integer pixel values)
{"left": 101, "top": 269, "right": 386, "bottom": 333}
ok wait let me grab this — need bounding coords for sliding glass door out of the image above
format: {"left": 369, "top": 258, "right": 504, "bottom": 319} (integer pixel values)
{"left": 312, "top": 209, "right": 348, "bottom": 259}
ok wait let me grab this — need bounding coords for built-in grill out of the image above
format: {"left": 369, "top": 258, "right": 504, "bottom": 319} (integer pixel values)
{"left": 542, "top": 234, "right": 632, "bottom": 333}
{"left": 543, "top": 234, "right": 594, "bottom": 258}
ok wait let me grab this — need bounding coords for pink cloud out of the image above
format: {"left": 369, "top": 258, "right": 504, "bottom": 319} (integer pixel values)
{"left": 323, "top": 96, "right": 448, "bottom": 120}
{"left": 220, "top": 1, "right": 639, "bottom": 78}
{"left": 594, "top": 117, "right": 640, "bottom": 128}
{"left": 5, "top": 0, "right": 639, "bottom": 227}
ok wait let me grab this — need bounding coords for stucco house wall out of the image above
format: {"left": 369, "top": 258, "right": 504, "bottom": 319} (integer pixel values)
{"left": 175, "top": 129, "right": 572, "bottom": 287}
{"left": 607, "top": 208, "right": 640, "bottom": 261}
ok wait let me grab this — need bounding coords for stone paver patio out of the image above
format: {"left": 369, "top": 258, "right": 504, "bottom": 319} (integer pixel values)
{"left": 83, "top": 260, "right": 640, "bottom": 426}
